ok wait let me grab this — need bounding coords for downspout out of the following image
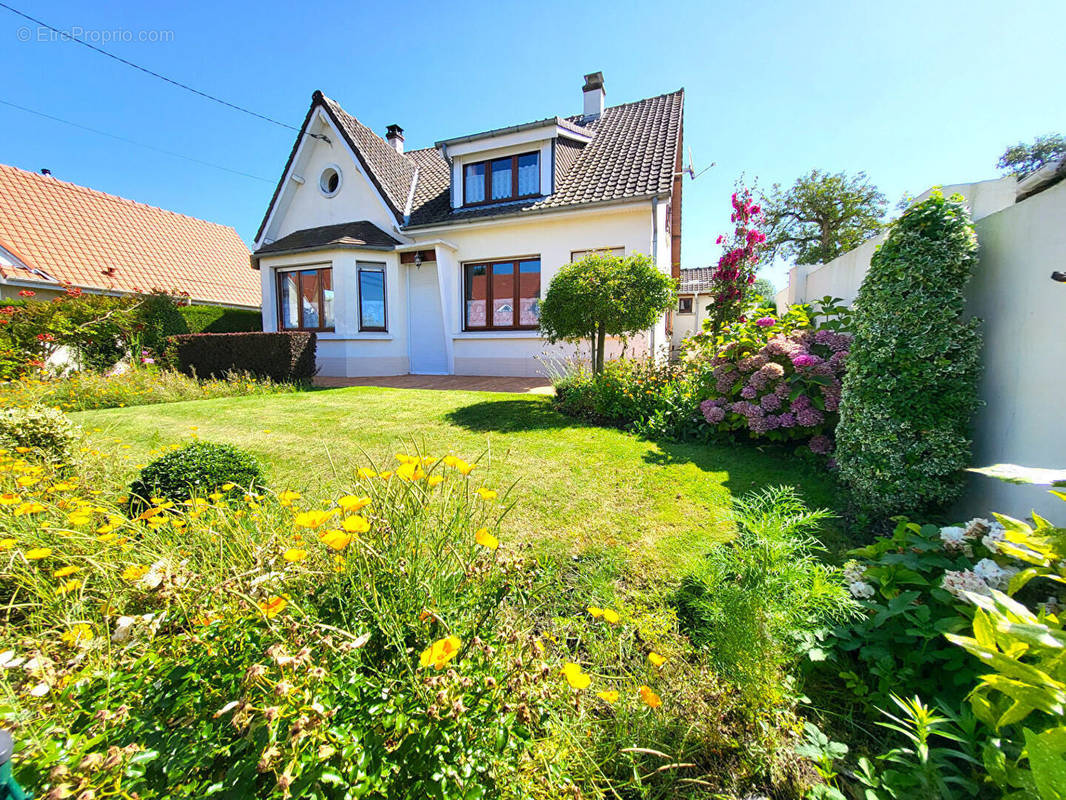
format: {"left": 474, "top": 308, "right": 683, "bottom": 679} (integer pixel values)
{"left": 650, "top": 198, "right": 659, "bottom": 356}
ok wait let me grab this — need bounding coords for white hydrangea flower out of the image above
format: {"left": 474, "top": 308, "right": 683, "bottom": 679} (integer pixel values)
{"left": 842, "top": 559, "right": 865, "bottom": 584}
{"left": 939, "top": 526, "right": 968, "bottom": 550}
{"left": 849, "top": 581, "right": 876, "bottom": 599}
{"left": 138, "top": 559, "right": 168, "bottom": 590}
{"left": 973, "top": 558, "right": 1008, "bottom": 587}
{"left": 941, "top": 569, "right": 992, "bottom": 602}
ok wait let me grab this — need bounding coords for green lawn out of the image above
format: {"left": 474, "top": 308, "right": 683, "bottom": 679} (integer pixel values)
{"left": 73, "top": 387, "right": 843, "bottom": 577}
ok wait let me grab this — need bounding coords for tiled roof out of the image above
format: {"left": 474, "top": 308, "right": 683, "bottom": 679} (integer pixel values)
{"left": 254, "top": 221, "right": 400, "bottom": 255}
{"left": 257, "top": 88, "right": 684, "bottom": 238}
{"left": 407, "top": 90, "right": 684, "bottom": 227}
{"left": 0, "top": 163, "right": 260, "bottom": 307}
{"left": 679, "top": 267, "right": 715, "bottom": 293}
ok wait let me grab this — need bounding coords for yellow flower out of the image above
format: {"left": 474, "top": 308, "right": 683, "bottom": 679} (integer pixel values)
{"left": 395, "top": 454, "right": 419, "bottom": 465}
{"left": 14, "top": 502, "right": 46, "bottom": 516}
{"left": 16, "top": 476, "right": 39, "bottom": 487}
{"left": 122, "top": 564, "right": 149, "bottom": 582}
{"left": 341, "top": 515, "right": 370, "bottom": 534}
{"left": 61, "top": 624, "right": 94, "bottom": 647}
{"left": 648, "top": 652, "right": 666, "bottom": 668}
{"left": 475, "top": 488, "right": 497, "bottom": 501}
{"left": 332, "top": 554, "right": 346, "bottom": 573}
{"left": 25, "top": 547, "right": 51, "bottom": 560}
{"left": 53, "top": 565, "right": 80, "bottom": 578}
{"left": 319, "top": 530, "right": 351, "bottom": 551}
{"left": 221, "top": 482, "right": 237, "bottom": 491}
{"left": 337, "top": 495, "right": 371, "bottom": 513}
{"left": 442, "top": 455, "right": 460, "bottom": 468}
{"left": 0, "top": 493, "right": 21, "bottom": 505}
{"left": 638, "top": 685, "right": 662, "bottom": 708}
{"left": 14, "top": 446, "right": 31, "bottom": 454}
{"left": 57, "top": 579, "right": 81, "bottom": 595}
{"left": 455, "top": 460, "right": 476, "bottom": 476}
{"left": 396, "top": 462, "right": 426, "bottom": 481}
{"left": 379, "top": 470, "right": 394, "bottom": 480}
{"left": 419, "top": 635, "right": 462, "bottom": 670}
{"left": 97, "top": 532, "right": 120, "bottom": 544}
{"left": 596, "top": 690, "right": 619, "bottom": 703}
{"left": 208, "top": 492, "right": 224, "bottom": 502}
{"left": 426, "top": 475, "right": 443, "bottom": 487}
{"left": 66, "top": 512, "right": 92, "bottom": 526}
{"left": 95, "top": 524, "right": 116, "bottom": 535}
{"left": 587, "top": 606, "right": 604, "bottom": 618}
{"left": 293, "top": 510, "right": 333, "bottom": 529}
{"left": 282, "top": 548, "right": 307, "bottom": 562}
{"left": 475, "top": 528, "right": 499, "bottom": 550}
{"left": 356, "top": 468, "right": 377, "bottom": 479}
{"left": 0, "top": 539, "right": 16, "bottom": 550}
{"left": 561, "top": 662, "right": 591, "bottom": 690}
{"left": 602, "top": 609, "right": 620, "bottom": 624}
{"left": 259, "top": 595, "right": 288, "bottom": 618}
{"left": 278, "top": 490, "right": 301, "bottom": 506}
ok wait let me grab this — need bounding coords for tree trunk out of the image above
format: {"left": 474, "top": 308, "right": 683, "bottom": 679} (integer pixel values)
{"left": 595, "top": 324, "right": 607, "bottom": 375}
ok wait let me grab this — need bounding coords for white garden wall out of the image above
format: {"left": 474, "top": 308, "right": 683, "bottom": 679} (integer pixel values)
{"left": 775, "top": 175, "right": 1066, "bottom": 520}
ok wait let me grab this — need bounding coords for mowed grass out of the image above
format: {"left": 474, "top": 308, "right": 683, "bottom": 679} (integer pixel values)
{"left": 72, "top": 386, "right": 843, "bottom": 577}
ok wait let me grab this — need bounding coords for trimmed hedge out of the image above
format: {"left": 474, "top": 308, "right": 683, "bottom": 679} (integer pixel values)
{"left": 168, "top": 332, "right": 316, "bottom": 382}
{"left": 129, "top": 441, "right": 264, "bottom": 506}
{"left": 180, "top": 304, "right": 262, "bottom": 334}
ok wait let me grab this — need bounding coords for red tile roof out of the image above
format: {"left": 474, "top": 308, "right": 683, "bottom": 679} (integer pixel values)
{"left": 0, "top": 163, "right": 260, "bottom": 307}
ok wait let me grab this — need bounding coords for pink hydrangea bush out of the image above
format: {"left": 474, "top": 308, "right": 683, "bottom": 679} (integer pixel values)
{"left": 692, "top": 300, "right": 852, "bottom": 453}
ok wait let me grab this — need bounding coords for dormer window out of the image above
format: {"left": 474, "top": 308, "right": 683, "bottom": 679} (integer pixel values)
{"left": 463, "top": 152, "right": 540, "bottom": 206}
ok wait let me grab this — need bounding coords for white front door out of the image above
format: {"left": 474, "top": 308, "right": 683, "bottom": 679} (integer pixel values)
{"left": 407, "top": 263, "right": 449, "bottom": 374}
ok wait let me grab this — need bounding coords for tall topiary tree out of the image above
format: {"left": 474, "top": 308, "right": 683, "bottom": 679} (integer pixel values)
{"left": 836, "top": 191, "right": 981, "bottom": 516}
{"left": 539, "top": 252, "right": 675, "bottom": 373}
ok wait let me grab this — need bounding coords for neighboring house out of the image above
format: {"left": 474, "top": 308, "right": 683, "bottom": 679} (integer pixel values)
{"left": 672, "top": 267, "right": 715, "bottom": 350}
{"left": 252, "top": 72, "right": 684, "bottom": 377}
{"left": 0, "top": 163, "right": 259, "bottom": 308}
{"left": 775, "top": 159, "right": 1066, "bottom": 522}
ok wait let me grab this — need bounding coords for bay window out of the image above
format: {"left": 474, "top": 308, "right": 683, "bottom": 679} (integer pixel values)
{"left": 464, "top": 258, "right": 541, "bottom": 330}
{"left": 463, "top": 152, "right": 540, "bottom": 206}
{"left": 278, "top": 267, "right": 333, "bottom": 331}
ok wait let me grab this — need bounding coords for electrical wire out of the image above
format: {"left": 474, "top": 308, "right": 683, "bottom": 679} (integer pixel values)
{"left": 0, "top": 98, "right": 274, "bottom": 183}
{"left": 0, "top": 1, "right": 300, "bottom": 132}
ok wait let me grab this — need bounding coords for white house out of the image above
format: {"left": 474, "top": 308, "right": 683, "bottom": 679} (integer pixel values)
{"left": 252, "top": 73, "right": 684, "bottom": 377}
{"left": 671, "top": 267, "right": 716, "bottom": 351}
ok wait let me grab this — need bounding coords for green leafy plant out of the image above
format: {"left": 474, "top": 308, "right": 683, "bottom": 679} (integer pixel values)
{"left": 538, "top": 251, "right": 674, "bottom": 373}
{"left": 128, "top": 441, "right": 264, "bottom": 504}
{"left": 674, "top": 487, "right": 856, "bottom": 703}
{"left": 836, "top": 190, "right": 982, "bottom": 516}
{"left": 0, "top": 403, "right": 79, "bottom": 463}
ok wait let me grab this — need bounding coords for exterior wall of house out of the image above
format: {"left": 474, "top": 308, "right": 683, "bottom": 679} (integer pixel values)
{"left": 671, "top": 292, "right": 710, "bottom": 350}
{"left": 412, "top": 201, "right": 660, "bottom": 377}
{"left": 259, "top": 248, "right": 409, "bottom": 377}
{"left": 262, "top": 112, "right": 402, "bottom": 245}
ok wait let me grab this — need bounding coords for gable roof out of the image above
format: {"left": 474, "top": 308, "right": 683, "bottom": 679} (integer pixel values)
{"left": 256, "top": 87, "right": 684, "bottom": 241}
{"left": 679, "top": 267, "right": 715, "bottom": 293}
{"left": 255, "top": 221, "right": 400, "bottom": 256}
{"left": 0, "top": 163, "right": 260, "bottom": 307}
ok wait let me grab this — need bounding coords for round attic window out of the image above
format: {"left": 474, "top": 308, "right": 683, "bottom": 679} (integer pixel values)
{"left": 319, "top": 166, "right": 342, "bottom": 197}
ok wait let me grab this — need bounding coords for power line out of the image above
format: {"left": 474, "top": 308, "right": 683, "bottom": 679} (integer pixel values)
{"left": 0, "top": 98, "right": 274, "bottom": 183}
{"left": 0, "top": 1, "right": 300, "bottom": 133}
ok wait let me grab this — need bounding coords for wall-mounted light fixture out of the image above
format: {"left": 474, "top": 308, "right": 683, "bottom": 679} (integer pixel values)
{"left": 414, "top": 251, "right": 423, "bottom": 268}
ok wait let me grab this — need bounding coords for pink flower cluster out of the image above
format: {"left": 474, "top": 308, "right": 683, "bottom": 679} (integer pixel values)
{"left": 699, "top": 326, "right": 853, "bottom": 453}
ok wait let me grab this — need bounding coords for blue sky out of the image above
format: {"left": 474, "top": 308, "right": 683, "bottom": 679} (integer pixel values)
{"left": 4, "top": 0, "right": 1064, "bottom": 290}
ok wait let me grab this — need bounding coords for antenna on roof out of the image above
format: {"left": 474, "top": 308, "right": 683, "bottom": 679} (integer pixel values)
{"left": 677, "top": 147, "right": 714, "bottom": 180}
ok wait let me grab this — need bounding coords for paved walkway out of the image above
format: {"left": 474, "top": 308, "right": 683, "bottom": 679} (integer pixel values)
{"left": 313, "top": 374, "right": 554, "bottom": 394}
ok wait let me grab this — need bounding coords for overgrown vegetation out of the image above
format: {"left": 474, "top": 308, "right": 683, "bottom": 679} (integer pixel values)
{"left": 836, "top": 191, "right": 982, "bottom": 517}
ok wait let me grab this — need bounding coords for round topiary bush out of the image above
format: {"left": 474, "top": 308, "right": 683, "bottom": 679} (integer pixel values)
{"left": 129, "top": 441, "right": 264, "bottom": 504}
{"left": 836, "top": 191, "right": 982, "bottom": 517}
{"left": 0, "top": 404, "right": 80, "bottom": 463}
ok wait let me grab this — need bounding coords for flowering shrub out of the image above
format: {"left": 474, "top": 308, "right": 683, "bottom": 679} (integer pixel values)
{"left": 704, "top": 187, "right": 767, "bottom": 338}
{"left": 0, "top": 403, "right": 80, "bottom": 464}
{"left": 691, "top": 299, "right": 853, "bottom": 452}
{"left": 552, "top": 358, "right": 695, "bottom": 429}
{"left": 128, "top": 441, "right": 265, "bottom": 505}
{"left": 836, "top": 191, "right": 982, "bottom": 516}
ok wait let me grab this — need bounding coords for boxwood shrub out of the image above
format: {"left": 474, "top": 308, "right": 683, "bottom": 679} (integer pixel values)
{"left": 129, "top": 441, "right": 264, "bottom": 505}
{"left": 836, "top": 191, "right": 982, "bottom": 516}
{"left": 168, "top": 331, "right": 316, "bottom": 382}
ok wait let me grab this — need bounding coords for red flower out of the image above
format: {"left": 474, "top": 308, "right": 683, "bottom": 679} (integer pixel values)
{"left": 18, "top": 290, "right": 35, "bottom": 297}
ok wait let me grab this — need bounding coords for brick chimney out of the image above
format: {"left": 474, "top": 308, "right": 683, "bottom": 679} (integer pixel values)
{"left": 386, "top": 124, "right": 404, "bottom": 153}
{"left": 582, "top": 72, "right": 605, "bottom": 119}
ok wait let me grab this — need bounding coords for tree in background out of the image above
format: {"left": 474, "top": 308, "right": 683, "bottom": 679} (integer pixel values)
{"left": 539, "top": 252, "right": 674, "bottom": 374}
{"left": 704, "top": 188, "right": 767, "bottom": 339}
{"left": 836, "top": 191, "right": 981, "bottom": 517}
{"left": 997, "top": 133, "right": 1066, "bottom": 178}
{"left": 748, "top": 277, "right": 776, "bottom": 310}
{"left": 761, "top": 170, "right": 886, "bottom": 266}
